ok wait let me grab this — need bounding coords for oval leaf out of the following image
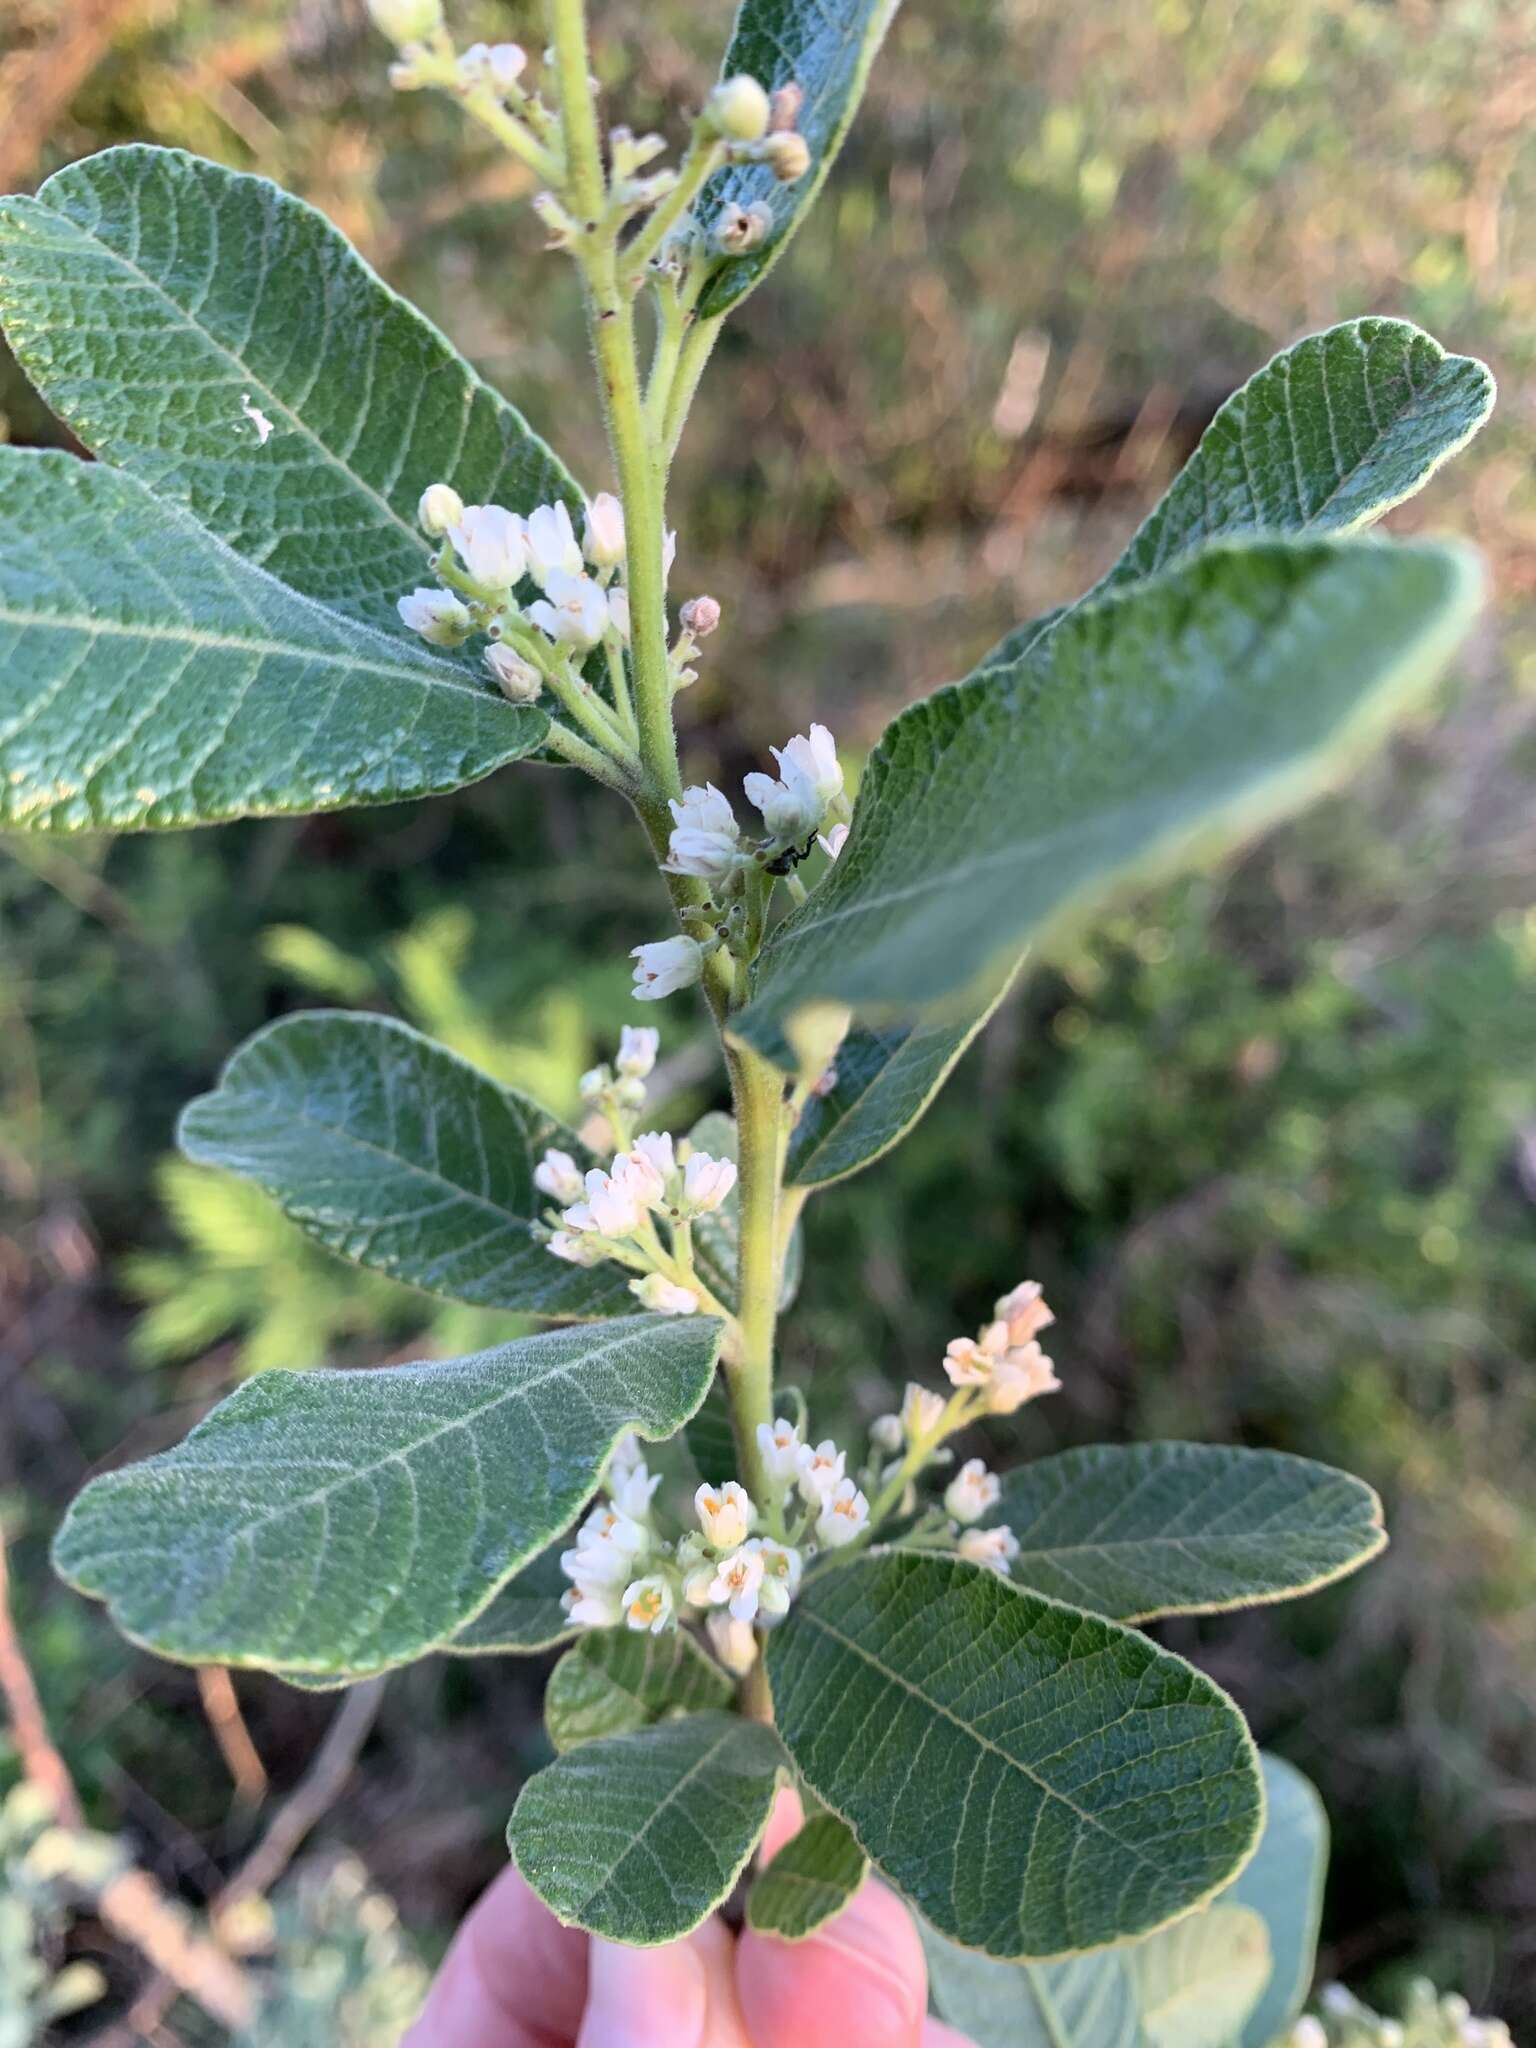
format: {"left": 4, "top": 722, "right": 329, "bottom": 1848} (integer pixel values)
{"left": 736, "top": 538, "right": 1481, "bottom": 1064}
{"left": 1130, "top": 1905, "right": 1273, "bottom": 2048}
{"left": 1223, "top": 1755, "right": 1328, "bottom": 2048}
{"left": 988, "top": 1442, "right": 1385, "bottom": 1622}
{"left": 508, "top": 1711, "right": 785, "bottom": 1944}
{"left": 698, "top": 0, "right": 902, "bottom": 320}
{"left": 747, "top": 1813, "right": 868, "bottom": 1940}
{"left": 52, "top": 1315, "right": 722, "bottom": 1677}
{"left": 768, "top": 1552, "right": 1263, "bottom": 1957}
{"left": 179, "top": 1011, "right": 629, "bottom": 1317}
{"left": 0, "top": 450, "right": 544, "bottom": 833}
{"left": 545, "top": 1629, "right": 732, "bottom": 1752}
{"left": 0, "top": 146, "right": 578, "bottom": 634}
{"left": 920, "top": 1923, "right": 1146, "bottom": 2048}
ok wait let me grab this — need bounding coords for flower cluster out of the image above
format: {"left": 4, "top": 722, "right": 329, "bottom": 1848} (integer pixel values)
{"left": 398, "top": 486, "right": 650, "bottom": 680}
{"left": 1290, "top": 1983, "right": 1514, "bottom": 2048}
{"left": 941, "top": 1280, "right": 1060, "bottom": 1414}
{"left": 629, "top": 726, "right": 851, "bottom": 1002}
{"left": 535, "top": 1029, "right": 734, "bottom": 1315}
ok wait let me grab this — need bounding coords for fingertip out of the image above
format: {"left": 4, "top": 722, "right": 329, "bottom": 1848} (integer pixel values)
{"left": 759, "top": 1783, "right": 807, "bottom": 1865}
{"left": 736, "top": 1875, "right": 928, "bottom": 2048}
{"left": 922, "top": 2021, "right": 982, "bottom": 2048}
{"left": 579, "top": 1916, "right": 747, "bottom": 2048}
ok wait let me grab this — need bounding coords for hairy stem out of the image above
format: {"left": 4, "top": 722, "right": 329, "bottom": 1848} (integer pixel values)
{"left": 724, "top": 1040, "right": 787, "bottom": 1504}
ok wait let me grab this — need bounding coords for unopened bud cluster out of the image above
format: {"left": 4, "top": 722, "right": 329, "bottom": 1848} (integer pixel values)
{"left": 535, "top": 1029, "right": 734, "bottom": 1314}
{"left": 1291, "top": 1981, "right": 1513, "bottom": 2048}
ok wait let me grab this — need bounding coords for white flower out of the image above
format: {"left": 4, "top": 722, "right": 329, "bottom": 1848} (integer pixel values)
{"left": 901, "top": 1383, "right": 947, "bottom": 1443}
{"left": 994, "top": 1280, "right": 1056, "bottom": 1347}
{"left": 706, "top": 74, "right": 772, "bottom": 142}
{"left": 679, "top": 1151, "right": 736, "bottom": 1216}
{"left": 562, "top": 1509, "right": 648, "bottom": 1592}
{"left": 607, "top": 1440, "right": 661, "bottom": 1520}
{"left": 630, "top": 1129, "right": 676, "bottom": 1185}
{"left": 745, "top": 1537, "right": 802, "bottom": 1622}
{"left": 958, "top": 1525, "right": 1019, "bottom": 1574}
{"left": 561, "top": 1584, "right": 623, "bottom": 1628}
{"left": 986, "top": 1342, "right": 1061, "bottom": 1416}
{"left": 449, "top": 504, "right": 527, "bottom": 589}
{"left": 583, "top": 492, "right": 626, "bottom": 570}
{"left": 485, "top": 643, "right": 542, "bottom": 703}
{"left": 606, "top": 585, "right": 630, "bottom": 640}
{"left": 621, "top": 1575, "right": 675, "bottom": 1634}
{"left": 695, "top": 1480, "right": 756, "bottom": 1551}
{"left": 630, "top": 1273, "right": 700, "bottom": 1315}
{"left": 534, "top": 1148, "right": 584, "bottom": 1204}
{"left": 579, "top": 1064, "right": 611, "bottom": 1103}
{"left": 631, "top": 935, "right": 704, "bottom": 1001}
{"left": 417, "top": 482, "right": 464, "bottom": 536}
{"left": 818, "top": 822, "right": 849, "bottom": 862}
{"left": 562, "top": 1166, "right": 644, "bottom": 1240}
{"left": 547, "top": 1229, "right": 603, "bottom": 1266}
{"left": 779, "top": 724, "right": 844, "bottom": 806}
{"left": 756, "top": 1417, "right": 803, "bottom": 1489}
{"left": 869, "top": 1413, "right": 903, "bottom": 1454}
{"left": 944, "top": 1458, "right": 1001, "bottom": 1526}
{"left": 1286, "top": 2023, "right": 1327, "bottom": 2048}
{"left": 794, "top": 1438, "right": 846, "bottom": 1506}
{"left": 816, "top": 1477, "right": 870, "bottom": 1548}
{"left": 744, "top": 758, "right": 820, "bottom": 842}
{"left": 611, "top": 1145, "right": 668, "bottom": 1211}
{"left": 487, "top": 41, "right": 528, "bottom": 91}
{"left": 708, "top": 1544, "right": 766, "bottom": 1621}
{"left": 528, "top": 567, "right": 609, "bottom": 650}
{"left": 942, "top": 1335, "right": 996, "bottom": 1388}
{"left": 707, "top": 1611, "right": 758, "bottom": 1675}
{"left": 397, "top": 587, "right": 471, "bottom": 645}
{"left": 616, "top": 1026, "right": 659, "bottom": 1079}
{"left": 663, "top": 783, "right": 744, "bottom": 884}
{"left": 524, "top": 501, "right": 583, "bottom": 585}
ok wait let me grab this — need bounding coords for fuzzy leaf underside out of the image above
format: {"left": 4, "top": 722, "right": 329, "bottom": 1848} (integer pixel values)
{"left": 53, "top": 1316, "right": 721, "bottom": 1676}
{"left": 544, "top": 1629, "right": 733, "bottom": 1751}
{"left": 179, "top": 1011, "right": 630, "bottom": 1317}
{"left": 988, "top": 1442, "right": 1385, "bottom": 1621}
{"left": 1225, "top": 1755, "right": 1329, "bottom": 2048}
{"left": 736, "top": 539, "right": 1480, "bottom": 1066}
{"left": 0, "top": 450, "right": 545, "bottom": 832}
{"left": 508, "top": 1711, "right": 786, "bottom": 1944}
{"left": 698, "top": 0, "right": 903, "bottom": 319}
{"left": 0, "top": 146, "right": 579, "bottom": 634}
{"left": 767, "top": 1552, "right": 1263, "bottom": 1958}
{"left": 746, "top": 1813, "right": 868, "bottom": 1939}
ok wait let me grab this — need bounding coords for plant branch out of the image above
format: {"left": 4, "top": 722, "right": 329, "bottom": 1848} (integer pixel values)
{"left": 723, "top": 1040, "right": 788, "bottom": 1506}
{"left": 0, "top": 1524, "right": 82, "bottom": 1828}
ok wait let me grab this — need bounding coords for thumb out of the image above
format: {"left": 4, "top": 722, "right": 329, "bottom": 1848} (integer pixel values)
{"left": 579, "top": 1916, "right": 750, "bottom": 2048}
{"left": 735, "top": 1870, "right": 932, "bottom": 2048}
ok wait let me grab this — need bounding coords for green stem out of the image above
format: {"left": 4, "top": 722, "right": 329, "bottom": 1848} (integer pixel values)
{"left": 724, "top": 1040, "right": 788, "bottom": 1505}
{"left": 541, "top": 719, "right": 634, "bottom": 791}
{"left": 624, "top": 128, "right": 726, "bottom": 283}
{"left": 663, "top": 314, "right": 725, "bottom": 461}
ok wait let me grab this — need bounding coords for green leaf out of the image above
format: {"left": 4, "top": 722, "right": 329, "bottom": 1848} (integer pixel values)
{"left": 1130, "top": 1906, "right": 1273, "bottom": 2048}
{"left": 768, "top": 1552, "right": 1263, "bottom": 1958}
{"left": 0, "top": 450, "right": 544, "bottom": 834}
{"left": 508, "top": 1711, "right": 785, "bottom": 1944}
{"left": 53, "top": 1315, "right": 722, "bottom": 1677}
{"left": 178, "top": 1011, "right": 629, "bottom": 1318}
{"left": 921, "top": 1924, "right": 1146, "bottom": 2048}
{"left": 442, "top": 1540, "right": 576, "bottom": 1656}
{"left": 1102, "top": 319, "right": 1494, "bottom": 598}
{"left": 785, "top": 968, "right": 1011, "bottom": 1188}
{"left": 0, "top": 146, "right": 578, "bottom": 634}
{"left": 746, "top": 1814, "right": 868, "bottom": 1940}
{"left": 684, "top": 1382, "right": 741, "bottom": 1489}
{"left": 988, "top": 1442, "right": 1385, "bottom": 1622}
{"left": 1223, "top": 1756, "right": 1328, "bottom": 2048}
{"left": 545, "top": 1629, "right": 732, "bottom": 1751}
{"left": 735, "top": 538, "right": 1481, "bottom": 1065}
{"left": 698, "top": 0, "right": 902, "bottom": 320}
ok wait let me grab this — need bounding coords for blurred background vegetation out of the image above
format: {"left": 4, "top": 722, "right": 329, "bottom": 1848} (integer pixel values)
{"left": 1, "top": 0, "right": 1531, "bottom": 2036}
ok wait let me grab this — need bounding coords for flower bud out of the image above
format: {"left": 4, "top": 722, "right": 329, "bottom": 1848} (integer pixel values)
{"left": 769, "top": 81, "right": 805, "bottom": 132}
{"left": 707, "top": 1611, "right": 758, "bottom": 1675}
{"left": 417, "top": 482, "right": 464, "bottom": 536}
{"left": 630, "top": 1273, "right": 700, "bottom": 1315}
{"left": 706, "top": 74, "right": 772, "bottom": 142}
{"left": 631, "top": 935, "right": 704, "bottom": 1001}
{"left": 582, "top": 491, "right": 626, "bottom": 571}
{"left": 869, "top": 1413, "right": 903, "bottom": 1454}
{"left": 696, "top": 1480, "right": 756, "bottom": 1551}
{"left": 680, "top": 594, "right": 721, "bottom": 638}
{"left": 534, "top": 1148, "right": 584, "bottom": 1204}
{"left": 714, "top": 201, "right": 773, "bottom": 255}
{"left": 958, "top": 1525, "right": 1019, "bottom": 1574}
{"left": 763, "top": 131, "right": 812, "bottom": 183}
{"left": 616, "top": 1025, "right": 659, "bottom": 1079}
{"left": 488, "top": 42, "right": 528, "bottom": 92}
{"left": 368, "top": 0, "right": 442, "bottom": 46}
{"left": 484, "top": 643, "right": 542, "bottom": 704}
{"left": 396, "top": 587, "right": 471, "bottom": 646}
{"left": 944, "top": 1457, "right": 1001, "bottom": 1526}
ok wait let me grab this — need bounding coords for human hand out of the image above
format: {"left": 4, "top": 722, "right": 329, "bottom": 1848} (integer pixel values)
{"left": 403, "top": 1791, "right": 979, "bottom": 2048}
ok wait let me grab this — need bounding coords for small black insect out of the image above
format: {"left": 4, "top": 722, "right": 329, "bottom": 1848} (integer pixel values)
{"left": 764, "top": 831, "right": 820, "bottom": 876}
